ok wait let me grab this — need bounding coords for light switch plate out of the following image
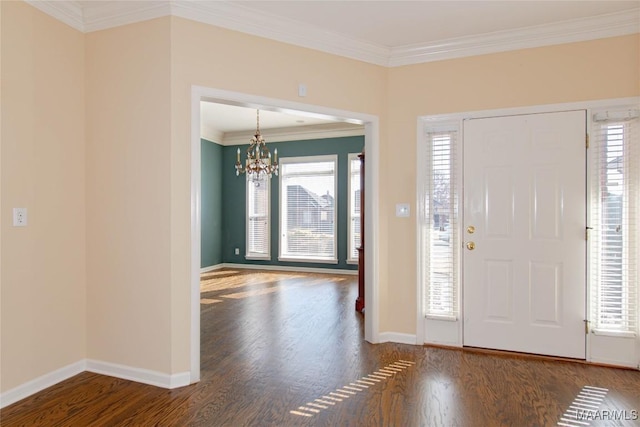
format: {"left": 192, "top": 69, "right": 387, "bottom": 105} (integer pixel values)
{"left": 395, "top": 203, "right": 410, "bottom": 217}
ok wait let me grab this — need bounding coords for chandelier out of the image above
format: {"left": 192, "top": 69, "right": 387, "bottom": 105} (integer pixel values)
{"left": 235, "top": 109, "right": 278, "bottom": 179}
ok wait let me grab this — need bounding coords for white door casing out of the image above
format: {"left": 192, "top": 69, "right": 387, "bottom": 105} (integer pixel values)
{"left": 462, "top": 111, "right": 586, "bottom": 358}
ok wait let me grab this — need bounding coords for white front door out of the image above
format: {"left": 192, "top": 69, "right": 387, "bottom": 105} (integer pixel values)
{"left": 462, "top": 111, "right": 586, "bottom": 358}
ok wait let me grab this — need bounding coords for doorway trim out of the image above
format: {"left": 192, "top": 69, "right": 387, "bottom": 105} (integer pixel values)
{"left": 190, "top": 86, "right": 381, "bottom": 382}
{"left": 416, "top": 97, "right": 639, "bottom": 362}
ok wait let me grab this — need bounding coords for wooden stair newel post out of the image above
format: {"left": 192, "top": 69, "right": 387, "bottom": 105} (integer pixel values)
{"left": 355, "top": 151, "right": 365, "bottom": 313}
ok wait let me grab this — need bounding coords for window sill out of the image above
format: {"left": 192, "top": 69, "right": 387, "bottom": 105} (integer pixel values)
{"left": 425, "top": 314, "right": 458, "bottom": 322}
{"left": 278, "top": 257, "right": 338, "bottom": 264}
{"left": 346, "top": 259, "right": 359, "bottom": 265}
{"left": 592, "top": 329, "right": 637, "bottom": 338}
{"left": 246, "top": 255, "right": 270, "bottom": 260}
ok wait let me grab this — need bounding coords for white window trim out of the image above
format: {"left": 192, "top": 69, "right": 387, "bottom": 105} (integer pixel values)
{"left": 245, "top": 174, "right": 271, "bottom": 260}
{"left": 588, "top": 105, "right": 639, "bottom": 338}
{"left": 278, "top": 155, "right": 338, "bottom": 264}
{"left": 417, "top": 118, "right": 463, "bottom": 348}
{"left": 418, "top": 122, "right": 461, "bottom": 320}
{"left": 347, "top": 152, "right": 361, "bottom": 264}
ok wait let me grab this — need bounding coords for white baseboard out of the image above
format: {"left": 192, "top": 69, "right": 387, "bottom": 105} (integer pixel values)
{"left": 200, "top": 264, "right": 225, "bottom": 273}
{"left": 221, "top": 262, "right": 358, "bottom": 276}
{"left": 378, "top": 332, "right": 418, "bottom": 345}
{"left": 1, "top": 359, "right": 191, "bottom": 409}
{"left": 0, "top": 360, "right": 86, "bottom": 409}
{"left": 86, "top": 359, "right": 191, "bottom": 389}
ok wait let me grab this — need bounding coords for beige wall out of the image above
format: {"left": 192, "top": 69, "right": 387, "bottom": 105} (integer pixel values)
{"left": 1, "top": 0, "right": 639, "bottom": 394}
{"left": 85, "top": 19, "right": 173, "bottom": 372}
{"left": 1, "top": 1, "right": 86, "bottom": 392}
{"left": 384, "top": 34, "right": 640, "bottom": 334}
{"left": 168, "top": 17, "right": 389, "bottom": 371}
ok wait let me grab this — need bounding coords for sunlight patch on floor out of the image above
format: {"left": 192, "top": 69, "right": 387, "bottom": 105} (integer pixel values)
{"left": 558, "top": 386, "right": 608, "bottom": 427}
{"left": 222, "top": 286, "right": 281, "bottom": 299}
{"left": 200, "top": 298, "right": 223, "bottom": 304}
{"left": 289, "top": 360, "right": 416, "bottom": 418}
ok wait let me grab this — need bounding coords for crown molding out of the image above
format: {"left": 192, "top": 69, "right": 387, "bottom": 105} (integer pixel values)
{"left": 201, "top": 129, "right": 225, "bottom": 145}
{"left": 389, "top": 8, "right": 640, "bottom": 67}
{"left": 83, "top": 1, "right": 171, "bottom": 33}
{"left": 25, "top": 0, "right": 85, "bottom": 32}
{"left": 24, "top": 1, "right": 640, "bottom": 68}
{"left": 221, "top": 123, "right": 365, "bottom": 146}
{"left": 171, "top": 1, "right": 390, "bottom": 66}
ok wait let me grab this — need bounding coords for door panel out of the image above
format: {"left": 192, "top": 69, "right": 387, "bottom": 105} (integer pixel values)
{"left": 463, "top": 111, "right": 586, "bottom": 359}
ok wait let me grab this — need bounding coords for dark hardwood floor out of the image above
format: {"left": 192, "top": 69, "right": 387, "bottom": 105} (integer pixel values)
{"left": 2, "top": 268, "right": 639, "bottom": 426}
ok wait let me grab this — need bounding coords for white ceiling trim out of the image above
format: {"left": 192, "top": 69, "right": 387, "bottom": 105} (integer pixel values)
{"left": 25, "top": 0, "right": 85, "bottom": 32}
{"left": 200, "top": 129, "right": 225, "bottom": 146}
{"left": 83, "top": 1, "right": 171, "bottom": 33}
{"left": 171, "top": 1, "right": 390, "bottom": 66}
{"left": 210, "top": 123, "right": 365, "bottom": 146}
{"left": 390, "top": 9, "right": 640, "bottom": 66}
{"left": 25, "top": 1, "right": 640, "bottom": 67}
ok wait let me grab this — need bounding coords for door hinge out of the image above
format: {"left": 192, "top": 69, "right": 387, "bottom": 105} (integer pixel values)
{"left": 586, "top": 133, "right": 589, "bottom": 149}
{"left": 586, "top": 226, "right": 593, "bottom": 241}
{"left": 584, "top": 319, "right": 590, "bottom": 334}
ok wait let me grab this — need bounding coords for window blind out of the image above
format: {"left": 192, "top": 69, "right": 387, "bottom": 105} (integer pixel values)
{"left": 590, "top": 109, "right": 639, "bottom": 335}
{"left": 246, "top": 174, "right": 270, "bottom": 258}
{"left": 280, "top": 156, "right": 337, "bottom": 262}
{"left": 348, "top": 154, "right": 361, "bottom": 262}
{"left": 421, "top": 130, "right": 459, "bottom": 319}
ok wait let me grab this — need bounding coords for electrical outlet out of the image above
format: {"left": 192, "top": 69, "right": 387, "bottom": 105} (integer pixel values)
{"left": 234, "top": 248, "right": 240, "bottom": 255}
{"left": 13, "top": 208, "right": 27, "bottom": 226}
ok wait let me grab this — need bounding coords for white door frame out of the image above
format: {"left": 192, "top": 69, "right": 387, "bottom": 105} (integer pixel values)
{"left": 190, "top": 86, "right": 381, "bottom": 382}
{"left": 416, "top": 97, "right": 639, "bottom": 364}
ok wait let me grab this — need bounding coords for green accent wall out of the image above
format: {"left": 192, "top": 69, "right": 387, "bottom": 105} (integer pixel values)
{"left": 221, "top": 135, "right": 364, "bottom": 270}
{"left": 201, "top": 139, "right": 223, "bottom": 268}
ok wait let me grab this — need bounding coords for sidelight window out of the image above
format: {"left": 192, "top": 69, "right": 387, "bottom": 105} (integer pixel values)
{"left": 590, "top": 109, "right": 639, "bottom": 335}
{"left": 419, "top": 126, "right": 460, "bottom": 320}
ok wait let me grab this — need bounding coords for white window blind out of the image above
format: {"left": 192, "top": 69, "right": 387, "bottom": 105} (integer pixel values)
{"left": 280, "top": 156, "right": 337, "bottom": 262}
{"left": 590, "top": 109, "right": 639, "bottom": 335}
{"left": 246, "top": 174, "right": 270, "bottom": 259}
{"left": 348, "top": 153, "right": 361, "bottom": 263}
{"left": 421, "top": 129, "right": 459, "bottom": 320}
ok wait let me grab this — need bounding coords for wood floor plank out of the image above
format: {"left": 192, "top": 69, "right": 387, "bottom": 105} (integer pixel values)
{"left": 2, "top": 268, "right": 639, "bottom": 426}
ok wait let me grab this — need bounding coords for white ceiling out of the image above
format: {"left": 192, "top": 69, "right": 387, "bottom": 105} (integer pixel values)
{"left": 237, "top": 1, "right": 639, "bottom": 48}
{"left": 201, "top": 102, "right": 340, "bottom": 134}
{"left": 28, "top": 0, "right": 640, "bottom": 139}
{"left": 199, "top": 101, "right": 364, "bottom": 144}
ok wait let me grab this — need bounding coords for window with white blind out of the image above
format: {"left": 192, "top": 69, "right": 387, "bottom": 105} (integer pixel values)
{"left": 419, "top": 127, "right": 459, "bottom": 319}
{"left": 246, "top": 174, "right": 270, "bottom": 259}
{"left": 348, "top": 153, "right": 361, "bottom": 263}
{"left": 590, "top": 109, "right": 639, "bottom": 335}
{"left": 279, "top": 155, "right": 337, "bottom": 263}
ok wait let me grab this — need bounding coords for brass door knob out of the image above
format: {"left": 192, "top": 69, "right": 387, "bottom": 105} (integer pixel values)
{"left": 466, "top": 241, "right": 476, "bottom": 250}
{"left": 467, "top": 225, "right": 475, "bottom": 234}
